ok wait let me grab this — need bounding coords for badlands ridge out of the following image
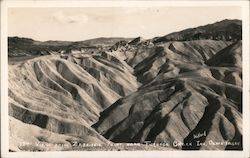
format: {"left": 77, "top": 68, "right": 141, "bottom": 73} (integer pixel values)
{"left": 8, "top": 19, "right": 242, "bottom": 151}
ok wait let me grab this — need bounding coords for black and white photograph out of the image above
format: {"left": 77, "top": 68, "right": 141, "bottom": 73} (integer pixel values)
{"left": 1, "top": 0, "right": 249, "bottom": 158}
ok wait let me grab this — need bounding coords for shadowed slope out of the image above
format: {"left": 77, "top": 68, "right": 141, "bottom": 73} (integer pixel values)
{"left": 8, "top": 52, "right": 139, "bottom": 151}
{"left": 93, "top": 41, "right": 242, "bottom": 150}
{"left": 206, "top": 41, "right": 242, "bottom": 68}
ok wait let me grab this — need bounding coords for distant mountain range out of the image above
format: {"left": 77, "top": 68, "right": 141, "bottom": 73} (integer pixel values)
{"left": 8, "top": 19, "right": 241, "bottom": 57}
{"left": 8, "top": 36, "right": 132, "bottom": 57}
{"left": 153, "top": 19, "right": 241, "bottom": 43}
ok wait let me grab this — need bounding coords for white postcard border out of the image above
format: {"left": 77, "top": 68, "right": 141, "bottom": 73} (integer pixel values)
{"left": 1, "top": 1, "right": 249, "bottom": 158}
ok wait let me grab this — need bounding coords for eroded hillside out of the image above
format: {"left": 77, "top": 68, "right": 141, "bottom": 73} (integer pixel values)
{"left": 8, "top": 19, "right": 242, "bottom": 151}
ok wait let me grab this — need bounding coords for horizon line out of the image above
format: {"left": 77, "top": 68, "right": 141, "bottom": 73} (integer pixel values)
{"left": 8, "top": 18, "right": 242, "bottom": 42}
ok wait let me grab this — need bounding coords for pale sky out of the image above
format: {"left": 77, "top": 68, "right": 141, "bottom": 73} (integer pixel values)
{"left": 8, "top": 7, "right": 242, "bottom": 41}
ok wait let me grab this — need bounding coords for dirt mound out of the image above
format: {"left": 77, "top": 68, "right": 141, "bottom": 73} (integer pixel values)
{"left": 206, "top": 41, "right": 242, "bottom": 68}
{"left": 132, "top": 40, "right": 230, "bottom": 84}
{"left": 128, "top": 37, "right": 145, "bottom": 45}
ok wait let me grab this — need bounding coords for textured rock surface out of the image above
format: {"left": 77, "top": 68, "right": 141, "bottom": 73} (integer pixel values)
{"left": 93, "top": 41, "right": 242, "bottom": 150}
{"left": 8, "top": 19, "right": 242, "bottom": 151}
{"left": 9, "top": 52, "right": 139, "bottom": 151}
